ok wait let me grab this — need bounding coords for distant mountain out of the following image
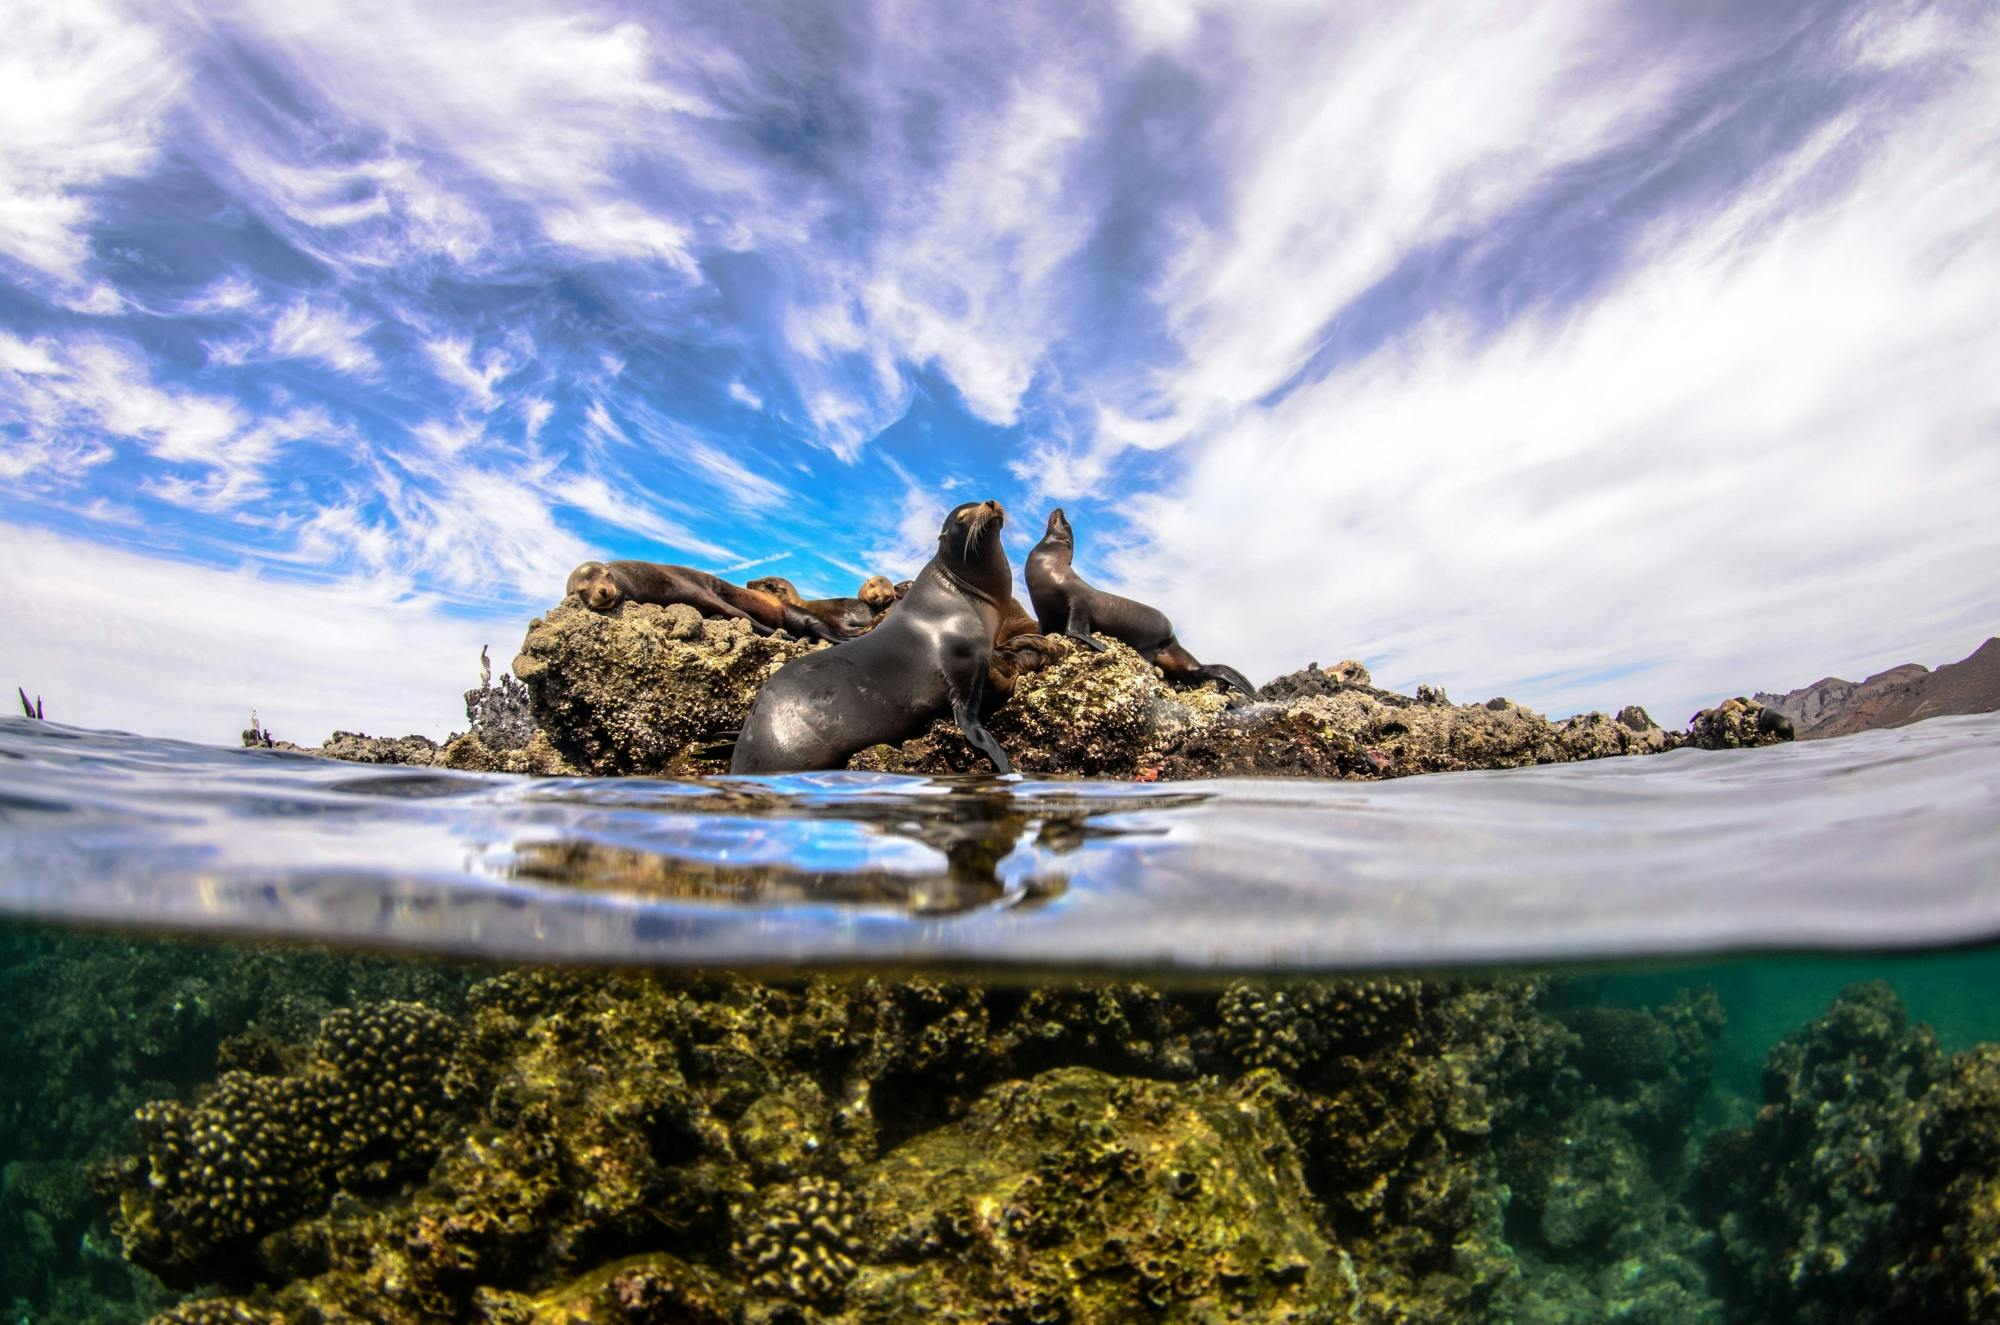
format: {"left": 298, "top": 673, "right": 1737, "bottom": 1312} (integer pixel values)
{"left": 1755, "top": 637, "right": 2000, "bottom": 739}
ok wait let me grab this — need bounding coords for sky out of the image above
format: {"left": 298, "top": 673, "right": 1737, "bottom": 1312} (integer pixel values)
{"left": 1, "top": 0, "right": 1996, "bottom": 745}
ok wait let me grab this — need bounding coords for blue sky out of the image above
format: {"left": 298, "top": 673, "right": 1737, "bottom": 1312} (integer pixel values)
{"left": 2, "top": 0, "right": 1997, "bottom": 744}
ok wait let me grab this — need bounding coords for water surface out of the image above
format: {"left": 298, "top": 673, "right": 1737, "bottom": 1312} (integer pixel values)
{"left": 3, "top": 711, "right": 1995, "bottom": 970}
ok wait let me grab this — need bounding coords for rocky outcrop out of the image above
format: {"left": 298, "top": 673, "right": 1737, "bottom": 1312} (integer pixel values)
{"left": 272, "top": 596, "right": 1811, "bottom": 780}
{"left": 1681, "top": 696, "right": 1794, "bottom": 750}
{"left": 1755, "top": 637, "right": 2000, "bottom": 739}
{"left": 509, "top": 598, "right": 817, "bottom": 776}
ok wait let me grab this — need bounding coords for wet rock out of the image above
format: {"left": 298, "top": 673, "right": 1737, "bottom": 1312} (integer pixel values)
{"left": 511, "top": 596, "right": 819, "bottom": 776}
{"left": 1683, "top": 696, "right": 1794, "bottom": 750}
{"left": 852, "top": 1066, "right": 1359, "bottom": 1323}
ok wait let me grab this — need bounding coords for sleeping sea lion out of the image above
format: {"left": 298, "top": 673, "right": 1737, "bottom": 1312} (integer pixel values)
{"left": 1025, "top": 508, "right": 1256, "bottom": 697}
{"left": 747, "top": 575, "right": 878, "bottom": 638}
{"left": 731, "top": 500, "right": 1015, "bottom": 774}
{"left": 564, "top": 561, "right": 857, "bottom": 643}
{"left": 858, "top": 575, "right": 901, "bottom": 614}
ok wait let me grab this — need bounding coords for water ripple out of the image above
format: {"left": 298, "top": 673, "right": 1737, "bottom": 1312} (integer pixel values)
{"left": 0, "top": 713, "right": 1995, "bottom": 971}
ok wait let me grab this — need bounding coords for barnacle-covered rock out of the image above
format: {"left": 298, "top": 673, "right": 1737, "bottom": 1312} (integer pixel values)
{"left": 1259, "top": 659, "right": 1373, "bottom": 700}
{"left": 1683, "top": 696, "right": 1794, "bottom": 749}
{"left": 511, "top": 597, "right": 819, "bottom": 775}
{"left": 732, "top": 1175, "right": 862, "bottom": 1305}
{"left": 855, "top": 1066, "right": 1358, "bottom": 1323}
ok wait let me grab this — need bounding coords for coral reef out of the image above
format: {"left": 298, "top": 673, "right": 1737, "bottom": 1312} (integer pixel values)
{"left": 1701, "top": 981, "right": 1943, "bottom": 1322}
{"left": 44, "top": 965, "right": 1795, "bottom": 1325}
{"left": 98, "top": 1002, "right": 461, "bottom": 1286}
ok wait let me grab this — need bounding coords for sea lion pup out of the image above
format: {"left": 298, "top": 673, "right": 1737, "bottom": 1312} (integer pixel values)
{"left": 564, "top": 561, "right": 853, "bottom": 643}
{"left": 732, "top": 500, "right": 1015, "bottom": 774}
{"left": 1025, "top": 508, "right": 1256, "bottom": 697}
{"left": 746, "top": 575, "right": 877, "bottom": 638}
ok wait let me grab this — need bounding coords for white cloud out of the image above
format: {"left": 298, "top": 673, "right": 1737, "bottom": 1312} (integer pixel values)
{"left": 0, "top": 520, "right": 515, "bottom": 745}
{"left": 543, "top": 200, "right": 699, "bottom": 273}
{"left": 0, "top": 334, "right": 324, "bottom": 508}
{"left": 726, "top": 380, "right": 763, "bottom": 411}
{"left": 425, "top": 335, "right": 515, "bottom": 410}
{"left": 550, "top": 472, "right": 736, "bottom": 562}
{"left": 0, "top": 0, "right": 178, "bottom": 282}
{"left": 268, "top": 299, "right": 379, "bottom": 376}
{"left": 1108, "top": 9, "right": 2000, "bottom": 722}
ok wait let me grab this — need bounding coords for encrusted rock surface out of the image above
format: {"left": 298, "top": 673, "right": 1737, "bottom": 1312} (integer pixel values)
{"left": 510, "top": 597, "right": 819, "bottom": 776}
{"left": 1682, "top": 696, "right": 1794, "bottom": 750}
{"left": 260, "top": 594, "right": 1810, "bottom": 780}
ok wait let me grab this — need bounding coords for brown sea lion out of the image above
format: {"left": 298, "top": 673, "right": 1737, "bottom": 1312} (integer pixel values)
{"left": 564, "top": 561, "right": 855, "bottom": 643}
{"left": 985, "top": 593, "right": 1063, "bottom": 713}
{"left": 1024, "top": 508, "right": 1256, "bottom": 697}
{"left": 858, "top": 575, "right": 901, "bottom": 614}
{"left": 746, "top": 575, "right": 877, "bottom": 638}
{"left": 732, "top": 500, "right": 1015, "bottom": 774}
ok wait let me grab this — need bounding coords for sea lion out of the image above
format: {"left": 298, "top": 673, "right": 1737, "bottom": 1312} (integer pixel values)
{"left": 564, "top": 561, "right": 857, "bottom": 643}
{"left": 1025, "top": 508, "right": 1256, "bottom": 697}
{"left": 732, "top": 500, "right": 1015, "bottom": 774}
{"left": 747, "top": 575, "right": 877, "bottom": 638}
{"left": 858, "top": 575, "right": 901, "bottom": 614}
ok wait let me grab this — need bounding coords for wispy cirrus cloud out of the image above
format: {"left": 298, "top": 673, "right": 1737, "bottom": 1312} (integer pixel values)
{"left": 1, "top": 0, "right": 1994, "bottom": 745}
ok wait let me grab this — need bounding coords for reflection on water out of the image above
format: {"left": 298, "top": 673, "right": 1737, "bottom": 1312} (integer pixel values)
{"left": 0, "top": 712, "right": 1997, "bottom": 969}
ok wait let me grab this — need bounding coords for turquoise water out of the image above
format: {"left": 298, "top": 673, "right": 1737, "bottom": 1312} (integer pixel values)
{"left": 3, "top": 714, "right": 1999, "bottom": 1323}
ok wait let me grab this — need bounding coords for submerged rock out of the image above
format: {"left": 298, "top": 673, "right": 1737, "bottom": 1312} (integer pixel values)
{"left": 853, "top": 1066, "right": 1359, "bottom": 1323}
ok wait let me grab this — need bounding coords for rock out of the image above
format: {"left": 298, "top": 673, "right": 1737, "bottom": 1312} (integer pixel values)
{"left": 1683, "top": 697, "right": 1793, "bottom": 750}
{"left": 316, "top": 731, "right": 442, "bottom": 765}
{"left": 1258, "top": 660, "right": 1373, "bottom": 701}
{"left": 434, "top": 729, "right": 577, "bottom": 776}
{"left": 463, "top": 667, "right": 536, "bottom": 753}
{"left": 512, "top": 596, "right": 820, "bottom": 776}
{"left": 850, "top": 1066, "right": 1359, "bottom": 1323}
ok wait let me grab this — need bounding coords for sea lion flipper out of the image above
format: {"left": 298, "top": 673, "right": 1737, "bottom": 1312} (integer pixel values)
{"left": 1064, "top": 603, "right": 1107, "bottom": 652}
{"left": 1203, "top": 664, "right": 1257, "bottom": 698}
{"left": 951, "top": 675, "right": 1012, "bottom": 775}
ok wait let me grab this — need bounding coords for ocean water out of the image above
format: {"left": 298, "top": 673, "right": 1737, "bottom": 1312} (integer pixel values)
{"left": 2, "top": 713, "right": 1998, "bottom": 1323}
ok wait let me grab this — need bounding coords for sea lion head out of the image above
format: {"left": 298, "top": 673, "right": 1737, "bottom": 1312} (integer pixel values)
{"left": 565, "top": 561, "right": 623, "bottom": 611}
{"left": 747, "top": 575, "right": 805, "bottom": 607}
{"left": 1042, "top": 507, "right": 1074, "bottom": 546}
{"left": 858, "top": 575, "right": 899, "bottom": 611}
{"left": 939, "top": 499, "right": 1011, "bottom": 599}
